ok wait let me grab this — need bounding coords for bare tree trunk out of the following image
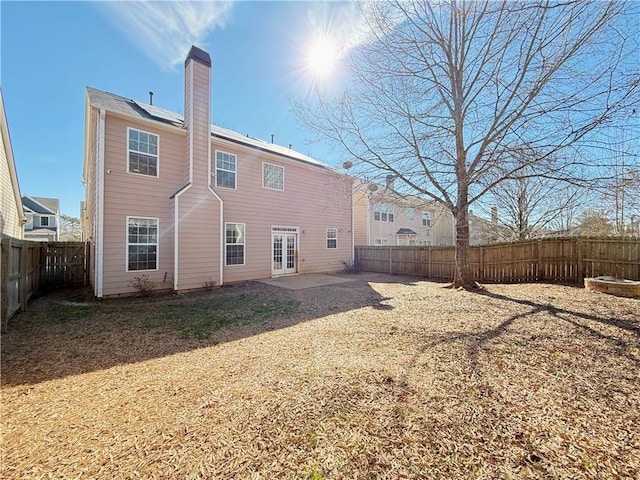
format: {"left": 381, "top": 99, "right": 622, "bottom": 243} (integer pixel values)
{"left": 453, "top": 183, "right": 475, "bottom": 288}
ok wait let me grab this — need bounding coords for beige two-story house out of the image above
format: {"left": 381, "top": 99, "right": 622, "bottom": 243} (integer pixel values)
{"left": 353, "top": 179, "right": 455, "bottom": 247}
{"left": 22, "top": 195, "right": 60, "bottom": 242}
{"left": 83, "top": 46, "right": 353, "bottom": 298}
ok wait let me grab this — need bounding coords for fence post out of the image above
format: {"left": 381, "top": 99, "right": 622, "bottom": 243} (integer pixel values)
{"left": 1, "top": 238, "right": 10, "bottom": 332}
{"left": 389, "top": 247, "right": 393, "bottom": 275}
{"left": 479, "top": 246, "right": 484, "bottom": 282}
{"left": 40, "top": 243, "right": 47, "bottom": 290}
{"left": 576, "top": 238, "right": 583, "bottom": 282}
{"left": 537, "top": 240, "right": 543, "bottom": 281}
{"left": 19, "top": 242, "right": 28, "bottom": 312}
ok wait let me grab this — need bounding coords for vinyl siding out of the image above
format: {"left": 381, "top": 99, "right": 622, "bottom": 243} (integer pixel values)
{"left": 175, "top": 184, "right": 221, "bottom": 290}
{"left": 214, "top": 138, "right": 353, "bottom": 282}
{"left": 353, "top": 189, "right": 369, "bottom": 246}
{"left": 175, "top": 57, "right": 221, "bottom": 291}
{"left": 84, "top": 109, "right": 98, "bottom": 291}
{"left": 101, "top": 114, "right": 184, "bottom": 296}
{"left": 0, "top": 113, "right": 23, "bottom": 239}
{"left": 357, "top": 191, "right": 455, "bottom": 246}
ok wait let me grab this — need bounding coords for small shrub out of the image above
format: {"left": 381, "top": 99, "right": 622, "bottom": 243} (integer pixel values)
{"left": 343, "top": 260, "right": 361, "bottom": 274}
{"left": 127, "top": 275, "right": 154, "bottom": 297}
{"left": 202, "top": 278, "right": 217, "bottom": 290}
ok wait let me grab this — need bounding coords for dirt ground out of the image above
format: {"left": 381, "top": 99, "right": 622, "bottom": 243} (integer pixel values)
{"left": 1, "top": 273, "right": 639, "bottom": 479}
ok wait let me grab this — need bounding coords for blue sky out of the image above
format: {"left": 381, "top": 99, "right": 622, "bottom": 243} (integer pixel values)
{"left": 2, "top": 1, "right": 365, "bottom": 216}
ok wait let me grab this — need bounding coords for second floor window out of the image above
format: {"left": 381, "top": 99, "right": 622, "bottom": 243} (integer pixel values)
{"left": 374, "top": 203, "right": 394, "bottom": 222}
{"left": 216, "top": 151, "right": 237, "bottom": 188}
{"left": 40, "top": 216, "right": 50, "bottom": 227}
{"left": 128, "top": 128, "right": 158, "bottom": 177}
{"left": 422, "top": 212, "right": 431, "bottom": 227}
{"left": 263, "top": 163, "right": 284, "bottom": 190}
{"left": 407, "top": 208, "right": 414, "bottom": 221}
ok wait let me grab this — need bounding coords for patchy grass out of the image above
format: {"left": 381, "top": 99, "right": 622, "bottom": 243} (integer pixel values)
{"left": 142, "top": 294, "right": 299, "bottom": 339}
{"left": 46, "top": 304, "right": 100, "bottom": 324}
{"left": 1, "top": 274, "right": 639, "bottom": 479}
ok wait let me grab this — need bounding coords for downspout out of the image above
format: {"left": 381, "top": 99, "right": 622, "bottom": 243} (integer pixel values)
{"left": 451, "top": 209, "right": 456, "bottom": 246}
{"left": 207, "top": 135, "right": 224, "bottom": 286}
{"left": 96, "top": 108, "right": 105, "bottom": 298}
{"left": 351, "top": 181, "right": 355, "bottom": 264}
{"left": 367, "top": 198, "right": 371, "bottom": 245}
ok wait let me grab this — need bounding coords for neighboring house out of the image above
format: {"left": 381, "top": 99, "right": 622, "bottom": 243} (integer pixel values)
{"left": 22, "top": 196, "right": 60, "bottom": 242}
{"left": 468, "top": 209, "right": 512, "bottom": 245}
{"left": 83, "top": 46, "right": 353, "bottom": 298}
{"left": 0, "top": 88, "right": 25, "bottom": 239}
{"left": 353, "top": 178, "right": 455, "bottom": 247}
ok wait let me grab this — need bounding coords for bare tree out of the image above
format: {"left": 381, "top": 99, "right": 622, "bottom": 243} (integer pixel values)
{"left": 576, "top": 209, "right": 614, "bottom": 236}
{"left": 484, "top": 176, "right": 585, "bottom": 240}
{"left": 59, "top": 214, "right": 82, "bottom": 242}
{"left": 480, "top": 148, "right": 586, "bottom": 240}
{"left": 296, "top": 0, "right": 639, "bottom": 288}
{"left": 598, "top": 135, "right": 640, "bottom": 234}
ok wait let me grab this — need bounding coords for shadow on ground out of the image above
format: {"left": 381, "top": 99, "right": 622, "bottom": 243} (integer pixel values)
{"left": 400, "top": 286, "right": 640, "bottom": 386}
{"left": 1, "top": 273, "right": 419, "bottom": 387}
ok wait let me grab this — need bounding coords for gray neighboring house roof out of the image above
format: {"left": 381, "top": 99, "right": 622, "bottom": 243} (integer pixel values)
{"left": 396, "top": 228, "right": 417, "bottom": 235}
{"left": 22, "top": 195, "right": 59, "bottom": 215}
{"left": 86, "top": 87, "right": 332, "bottom": 171}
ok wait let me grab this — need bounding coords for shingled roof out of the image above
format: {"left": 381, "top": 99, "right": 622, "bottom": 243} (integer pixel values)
{"left": 86, "top": 87, "right": 331, "bottom": 170}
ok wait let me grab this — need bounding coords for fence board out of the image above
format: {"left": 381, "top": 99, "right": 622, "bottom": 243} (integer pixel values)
{"left": 355, "top": 237, "right": 640, "bottom": 283}
{"left": 1, "top": 238, "right": 88, "bottom": 330}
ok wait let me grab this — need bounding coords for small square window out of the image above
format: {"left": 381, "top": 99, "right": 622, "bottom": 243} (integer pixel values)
{"left": 40, "top": 216, "right": 49, "bottom": 227}
{"left": 263, "top": 163, "right": 284, "bottom": 190}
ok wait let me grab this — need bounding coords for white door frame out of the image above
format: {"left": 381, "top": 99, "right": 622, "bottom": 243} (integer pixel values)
{"left": 271, "top": 226, "right": 299, "bottom": 276}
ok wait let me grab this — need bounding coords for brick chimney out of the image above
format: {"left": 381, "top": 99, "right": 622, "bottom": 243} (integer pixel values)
{"left": 184, "top": 46, "right": 211, "bottom": 185}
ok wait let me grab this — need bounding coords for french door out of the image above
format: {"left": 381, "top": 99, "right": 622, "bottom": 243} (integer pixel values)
{"left": 272, "top": 229, "right": 298, "bottom": 276}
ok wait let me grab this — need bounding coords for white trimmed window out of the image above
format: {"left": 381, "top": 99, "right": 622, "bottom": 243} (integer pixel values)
{"left": 225, "top": 223, "right": 245, "bottom": 265}
{"left": 374, "top": 238, "right": 388, "bottom": 246}
{"left": 422, "top": 212, "right": 431, "bottom": 227}
{"left": 127, "top": 217, "right": 158, "bottom": 271}
{"left": 40, "top": 216, "right": 50, "bottom": 227}
{"left": 128, "top": 128, "right": 158, "bottom": 176}
{"left": 216, "top": 151, "right": 236, "bottom": 188}
{"left": 326, "top": 228, "right": 337, "bottom": 249}
{"left": 373, "top": 203, "right": 394, "bottom": 222}
{"left": 263, "top": 162, "right": 284, "bottom": 190}
{"left": 407, "top": 208, "right": 414, "bottom": 221}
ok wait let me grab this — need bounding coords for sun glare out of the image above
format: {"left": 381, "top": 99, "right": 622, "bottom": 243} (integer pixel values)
{"left": 307, "top": 36, "right": 339, "bottom": 77}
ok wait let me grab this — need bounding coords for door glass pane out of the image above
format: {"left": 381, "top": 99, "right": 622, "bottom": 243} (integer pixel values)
{"left": 286, "top": 236, "right": 295, "bottom": 269}
{"left": 273, "top": 236, "right": 283, "bottom": 270}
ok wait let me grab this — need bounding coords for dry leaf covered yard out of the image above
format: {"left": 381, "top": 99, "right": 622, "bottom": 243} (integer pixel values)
{"left": 2, "top": 273, "right": 639, "bottom": 479}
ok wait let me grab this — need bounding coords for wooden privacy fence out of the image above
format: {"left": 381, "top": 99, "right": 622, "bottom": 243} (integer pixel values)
{"left": 354, "top": 237, "right": 640, "bottom": 283}
{"left": 1, "top": 238, "right": 89, "bottom": 330}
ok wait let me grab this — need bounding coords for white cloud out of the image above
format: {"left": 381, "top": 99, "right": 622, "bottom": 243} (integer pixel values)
{"left": 98, "top": 1, "right": 233, "bottom": 69}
